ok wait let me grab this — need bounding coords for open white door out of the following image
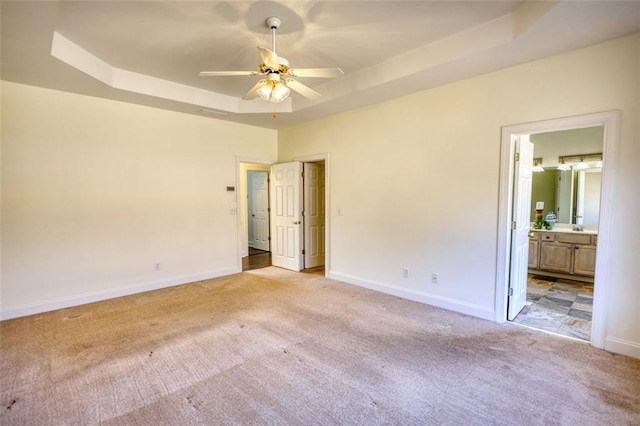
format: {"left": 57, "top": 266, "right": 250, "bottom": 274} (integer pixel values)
{"left": 270, "top": 162, "right": 303, "bottom": 271}
{"left": 303, "top": 162, "right": 326, "bottom": 268}
{"left": 508, "top": 136, "right": 534, "bottom": 320}
{"left": 250, "top": 171, "right": 270, "bottom": 251}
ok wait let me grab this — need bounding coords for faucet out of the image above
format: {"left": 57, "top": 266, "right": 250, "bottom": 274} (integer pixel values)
{"left": 573, "top": 216, "right": 584, "bottom": 231}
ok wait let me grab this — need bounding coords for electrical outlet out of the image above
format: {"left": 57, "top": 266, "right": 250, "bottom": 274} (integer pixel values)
{"left": 154, "top": 262, "right": 161, "bottom": 271}
{"left": 431, "top": 273, "right": 439, "bottom": 284}
{"left": 403, "top": 267, "right": 410, "bottom": 278}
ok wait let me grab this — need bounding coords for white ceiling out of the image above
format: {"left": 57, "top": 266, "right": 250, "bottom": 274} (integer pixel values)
{"left": 2, "top": 1, "right": 639, "bottom": 129}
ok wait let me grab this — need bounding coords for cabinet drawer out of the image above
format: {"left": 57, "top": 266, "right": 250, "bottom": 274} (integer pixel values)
{"left": 557, "top": 233, "right": 592, "bottom": 245}
{"left": 539, "top": 233, "right": 556, "bottom": 242}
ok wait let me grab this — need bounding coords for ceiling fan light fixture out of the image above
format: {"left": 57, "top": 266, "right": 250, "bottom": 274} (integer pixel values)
{"left": 270, "top": 82, "right": 290, "bottom": 103}
{"left": 257, "top": 80, "right": 290, "bottom": 103}
{"left": 256, "top": 83, "right": 272, "bottom": 101}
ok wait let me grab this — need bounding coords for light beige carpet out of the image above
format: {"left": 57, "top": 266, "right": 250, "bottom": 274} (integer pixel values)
{"left": 1, "top": 266, "right": 639, "bottom": 425}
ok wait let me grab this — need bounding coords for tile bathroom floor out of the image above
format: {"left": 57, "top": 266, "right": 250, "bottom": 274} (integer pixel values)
{"left": 512, "top": 275, "right": 594, "bottom": 341}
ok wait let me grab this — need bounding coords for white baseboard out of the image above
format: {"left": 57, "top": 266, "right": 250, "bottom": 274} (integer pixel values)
{"left": 604, "top": 337, "right": 640, "bottom": 360}
{"left": 0, "top": 267, "right": 241, "bottom": 321}
{"left": 328, "top": 270, "right": 495, "bottom": 321}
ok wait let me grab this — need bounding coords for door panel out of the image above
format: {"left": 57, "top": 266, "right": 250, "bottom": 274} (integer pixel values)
{"left": 251, "top": 171, "right": 270, "bottom": 251}
{"left": 270, "top": 162, "right": 302, "bottom": 271}
{"left": 508, "top": 136, "right": 534, "bottom": 321}
{"left": 304, "top": 162, "right": 326, "bottom": 268}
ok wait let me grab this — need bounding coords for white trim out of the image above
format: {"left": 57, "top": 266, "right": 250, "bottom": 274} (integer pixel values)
{"left": 0, "top": 267, "right": 240, "bottom": 321}
{"left": 604, "top": 337, "right": 640, "bottom": 360}
{"left": 294, "top": 153, "right": 331, "bottom": 277}
{"left": 496, "top": 111, "right": 620, "bottom": 350}
{"left": 508, "top": 322, "right": 590, "bottom": 345}
{"left": 51, "top": 32, "right": 293, "bottom": 114}
{"left": 330, "top": 271, "right": 495, "bottom": 321}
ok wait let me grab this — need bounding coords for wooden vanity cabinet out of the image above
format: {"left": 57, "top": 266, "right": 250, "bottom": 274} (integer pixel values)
{"left": 528, "top": 231, "right": 597, "bottom": 279}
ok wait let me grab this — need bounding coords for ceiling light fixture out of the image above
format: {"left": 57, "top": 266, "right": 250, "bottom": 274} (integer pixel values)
{"left": 557, "top": 158, "right": 571, "bottom": 171}
{"left": 574, "top": 157, "right": 589, "bottom": 170}
{"left": 532, "top": 157, "right": 545, "bottom": 172}
{"left": 557, "top": 152, "right": 602, "bottom": 171}
{"left": 256, "top": 74, "right": 290, "bottom": 103}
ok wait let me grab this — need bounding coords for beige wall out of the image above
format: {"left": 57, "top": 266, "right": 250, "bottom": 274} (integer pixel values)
{"left": 530, "top": 126, "right": 604, "bottom": 168}
{"left": 1, "top": 82, "right": 277, "bottom": 317}
{"left": 278, "top": 34, "right": 640, "bottom": 356}
{"left": 1, "top": 33, "right": 638, "bottom": 357}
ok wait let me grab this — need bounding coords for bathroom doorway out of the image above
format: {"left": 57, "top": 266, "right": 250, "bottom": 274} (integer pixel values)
{"left": 496, "top": 111, "right": 619, "bottom": 350}
{"left": 511, "top": 127, "right": 604, "bottom": 341}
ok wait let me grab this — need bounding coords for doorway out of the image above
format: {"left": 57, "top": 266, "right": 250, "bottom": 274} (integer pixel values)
{"left": 511, "top": 127, "right": 604, "bottom": 341}
{"left": 237, "top": 153, "right": 330, "bottom": 275}
{"left": 496, "top": 111, "right": 619, "bottom": 350}
{"left": 239, "top": 162, "right": 272, "bottom": 271}
{"left": 269, "top": 158, "right": 327, "bottom": 272}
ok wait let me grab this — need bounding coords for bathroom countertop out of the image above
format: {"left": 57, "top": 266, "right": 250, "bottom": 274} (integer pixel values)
{"left": 530, "top": 226, "right": 598, "bottom": 235}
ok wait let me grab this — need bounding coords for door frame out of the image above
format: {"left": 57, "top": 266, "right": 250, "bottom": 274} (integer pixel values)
{"left": 495, "top": 111, "right": 619, "bottom": 349}
{"left": 236, "top": 157, "right": 272, "bottom": 269}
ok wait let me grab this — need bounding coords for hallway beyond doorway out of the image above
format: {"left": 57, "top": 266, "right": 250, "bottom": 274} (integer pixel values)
{"left": 242, "top": 248, "right": 271, "bottom": 271}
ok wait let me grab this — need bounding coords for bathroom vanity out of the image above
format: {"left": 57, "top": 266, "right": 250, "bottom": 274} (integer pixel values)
{"left": 528, "top": 228, "right": 597, "bottom": 282}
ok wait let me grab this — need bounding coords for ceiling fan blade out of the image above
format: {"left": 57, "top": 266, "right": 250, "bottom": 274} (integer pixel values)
{"left": 258, "top": 47, "right": 280, "bottom": 71}
{"left": 287, "top": 68, "right": 344, "bottom": 78}
{"left": 285, "top": 79, "right": 322, "bottom": 100}
{"left": 199, "top": 71, "right": 258, "bottom": 77}
{"left": 242, "top": 80, "right": 266, "bottom": 100}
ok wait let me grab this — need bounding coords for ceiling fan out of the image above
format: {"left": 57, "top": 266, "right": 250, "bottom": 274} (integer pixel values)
{"left": 199, "top": 16, "right": 343, "bottom": 104}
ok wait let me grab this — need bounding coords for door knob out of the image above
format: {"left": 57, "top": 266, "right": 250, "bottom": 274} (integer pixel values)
{"left": 293, "top": 221, "right": 301, "bottom": 225}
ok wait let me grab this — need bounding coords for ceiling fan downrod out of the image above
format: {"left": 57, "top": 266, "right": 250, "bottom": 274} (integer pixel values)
{"left": 266, "top": 16, "right": 281, "bottom": 54}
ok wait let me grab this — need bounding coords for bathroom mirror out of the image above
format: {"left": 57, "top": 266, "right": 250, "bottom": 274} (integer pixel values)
{"left": 529, "top": 126, "right": 604, "bottom": 226}
{"left": 531, "top": 168, "right": 601, "bottom": 225}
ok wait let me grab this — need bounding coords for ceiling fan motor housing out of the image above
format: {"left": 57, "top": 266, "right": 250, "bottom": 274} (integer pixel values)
{"left": 266, "top": 16, "right": 281, "bottom": 30}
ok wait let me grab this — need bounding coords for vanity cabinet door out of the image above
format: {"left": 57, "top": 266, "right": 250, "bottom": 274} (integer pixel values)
{"left": 573, "top": 245, "right": 596, "bottom": 276}
{"left": 528, "top": 234, "right": 539, "bottom": 269}
{"left": 539, "top": 241, "right": 572, "bottom": 273}
{"left": 528, "top": 240, "right": 539, "bottom": 269}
